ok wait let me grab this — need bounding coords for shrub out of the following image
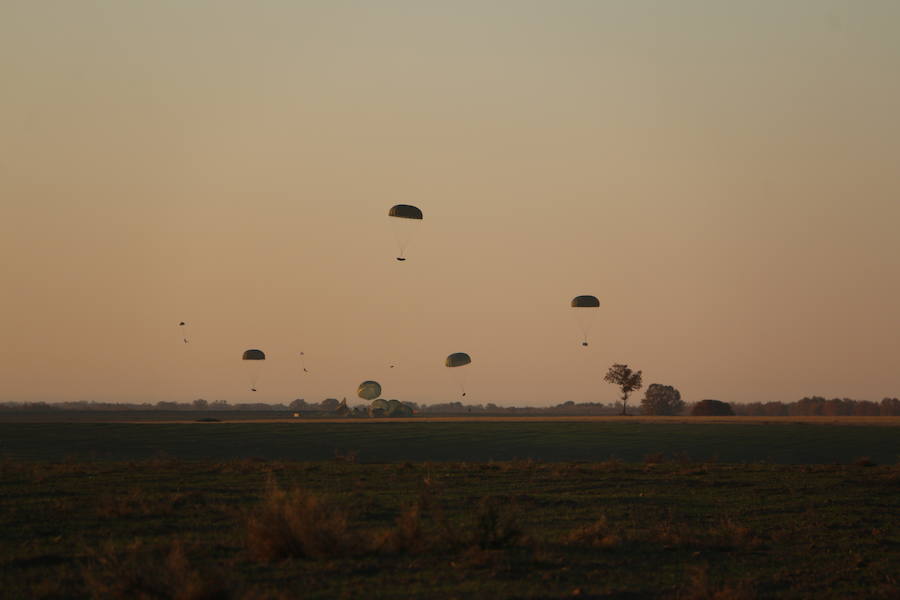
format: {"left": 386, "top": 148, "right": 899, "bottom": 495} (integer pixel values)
{"left": 83, "top": 540, "right": 233, "bottom": 600}
{"left": 691, "top": 399, "right": 735, "bottom": 416}
{"left": 372, "top": 505, "right": 428, "bottom": 554}
{"left": 245, "top": 483, "right": 359, "bottom": 561}
{"left": 469, "top": 496, "right": 523, "bottom": 549}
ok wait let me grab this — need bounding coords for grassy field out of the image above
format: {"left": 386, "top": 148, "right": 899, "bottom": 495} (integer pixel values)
{"left": 2, "top": 420, "right": 898, "bottom": 598}
{"left": 1, "top": 421, "right": 898, "bottom": 464}
{"left": 1, "top": 458, "right": 898, "bottom": 599}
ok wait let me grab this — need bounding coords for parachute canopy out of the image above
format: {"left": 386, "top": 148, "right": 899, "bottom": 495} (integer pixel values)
{"left": 445, "top": 352, "right": 472, "bottom": 368}
{"left": 388, "top": 204, "right": 423, "bottom": 260}
{"left": 357, "top": 380, "right": 382, "bottom": 400}
{"left": 178, "top": 322, "right": 186, "bottom": 326}
{"left": 242, "top": 349, "right": 266, "bottom": 360}
{"left": 387, "top": 399, "right": 413, "bottom": 417}
{"left": 388, "top": 204, "right": 423, "bottom": 220}
{"left": 571, "top": 295, "right": 600, "bottom": 308}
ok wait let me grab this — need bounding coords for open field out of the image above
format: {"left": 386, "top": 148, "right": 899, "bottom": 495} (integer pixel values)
{"left": 1, "top": 458, "right": 898, "bottom": 599}
{"left": 1, "top": 421, "right": 898, "bottom": 464}
{"left": 3, "top": 411, "right": 900, "bottom": 425}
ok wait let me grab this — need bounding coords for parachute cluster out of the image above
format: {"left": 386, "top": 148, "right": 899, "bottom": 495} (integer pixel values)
{"left": 178, "top": 204, "right": 601, "bottom": 413}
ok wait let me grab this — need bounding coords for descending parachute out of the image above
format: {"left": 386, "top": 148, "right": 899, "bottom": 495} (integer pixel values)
{"left": 178, "top": 321, "right": 189, "bottom": 344}
{"left": 357, "top": 380, "right": 382, "bottom": 401}
{"left": 299, "top": 351, "right": 309, "bottom": 374}
{"left": 445, "top": 352, "right": 472, "bottom": 397}
{"left": 388, "top": 204, "right": 423, "bottom": 261}
{"left": 242, "top": 349, "right": 265, "bottom": 391}
{"left": 571, "top": 295, "right": 600, "bottom": 346}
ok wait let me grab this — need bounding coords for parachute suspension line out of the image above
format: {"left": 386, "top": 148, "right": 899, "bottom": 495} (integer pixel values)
{"left": 571, "top": 296, "right": 600, "bottom": 348}
{"left": 388, "top": 204, "right": 422, "bottom": 262}
{"left": 242, "top": 349, "right": 266, "bottom": 393}
{"left": 445, "top": 352, "right": 472, "bottom": 399}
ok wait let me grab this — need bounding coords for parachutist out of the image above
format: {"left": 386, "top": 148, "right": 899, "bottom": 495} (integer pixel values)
{"left": 183, "top": 338, "right": 189, "bottom": 344}
{"left": 462, "top": 392, "right": 467, "bottom": 397}
{"left": 582, "top": 342, "right": 588, "bottom": 347}
{"left": 303, "top": 368, "right": 309, "bottom": 373}
{"left": 251, "top": 388, "right": 257, "bottom": 392}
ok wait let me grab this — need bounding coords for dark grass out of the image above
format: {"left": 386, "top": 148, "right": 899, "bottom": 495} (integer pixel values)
{"left": 1, "top": 458, "right": 898, "bottom": 599}
{"left": 1, "top": 421, "right": 899, "bottom": 463}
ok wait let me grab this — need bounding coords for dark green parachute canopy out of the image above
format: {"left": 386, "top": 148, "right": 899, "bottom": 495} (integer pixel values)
{"left": 388, "top": 204, "right": 423, "bottom": 220}
{"left": 386, "top": 399, "right": 414, "bottom": 417}
{"left": 571, "top": 295, "right": 600, "bottom": 308}
{"left": 445, "top": 352, "right": 472, "bottom": 368}
{"left": 370, "top": 398, "right": 390, "bottom": 410}
{"left": 357, "top": 380, "right": 382, "bottom": 401}
{"left": 242, "top": 349, "right": 266, "bottom": 360}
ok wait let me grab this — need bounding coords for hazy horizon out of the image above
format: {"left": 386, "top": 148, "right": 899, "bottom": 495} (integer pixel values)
{"left": 2, "top": 1, "right": 899, "bottom": 406}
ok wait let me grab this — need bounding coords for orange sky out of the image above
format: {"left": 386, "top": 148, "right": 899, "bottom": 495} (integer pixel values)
{"left": 1, "top": 1, "right": 899, "bottom": 406}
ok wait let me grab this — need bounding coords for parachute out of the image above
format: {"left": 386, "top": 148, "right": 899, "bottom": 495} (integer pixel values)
{"left": 242, "top": 349, "right": 265, "bottom": 391}
{"left": 178, "top": 321, "right": 189, "bottom": 344}
{"left": 388, "top": 204, "right": 423, "bottom": 261}
{"left": 299, "top": 351, "right": 309, "bottom": 374}
{"left": 357, "top": 380, "right": 382, "bottom": 401}
{"left": 445, "top": 352, "right": 472, "bottom": 368}
{"left": 571, "top": 295, "right": 600, "bottom": 346}
{"left": 369, "top": 397, "right": 389, "bottom": 417}
{"left": 386, "top": 399, "right": 413, "bottom": 417}
{"left": 445, "top": 352, "right": 472, "bottom": 397}
{"left": 335, "top": 399, "right": 351, "bottom": 417}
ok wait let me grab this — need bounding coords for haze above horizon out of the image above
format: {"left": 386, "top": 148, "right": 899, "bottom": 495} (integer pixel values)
{"left": 2, "top": 1, "right": 899, "bottom": 406}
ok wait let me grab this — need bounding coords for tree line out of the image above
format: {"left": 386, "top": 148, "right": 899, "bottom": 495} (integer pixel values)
{"left": 2, "top": 396, "right": 899, "bottom": 416}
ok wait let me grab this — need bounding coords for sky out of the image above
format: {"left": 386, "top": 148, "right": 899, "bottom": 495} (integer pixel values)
{"left": 1, "top": 1, "right": 899, "bottom": 407}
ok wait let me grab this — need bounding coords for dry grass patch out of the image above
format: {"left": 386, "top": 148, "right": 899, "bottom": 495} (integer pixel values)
{"left": 650, "top": 518, "right": 761, "bottom": 552}
{"left": 83, "top": 539, "right": 233, "bottom": 600}
{"left": 245, "top": 482, "right": 360, "bottom": 561}
{"left": 561, "top": 516, "right": 622, "bottom": 549}
{"left": 96, "top": 489, "right": 205, "bottom": 519}
{"left": 674, "top": 565, "right": 756, "bottom": 600}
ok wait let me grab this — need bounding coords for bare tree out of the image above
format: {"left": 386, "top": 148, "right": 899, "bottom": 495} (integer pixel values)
{"left": 603, "top": 364, "right": 643, "bottom": 415}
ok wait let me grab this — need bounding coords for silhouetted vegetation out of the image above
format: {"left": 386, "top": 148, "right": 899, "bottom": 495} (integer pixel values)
{"left": 2, "top": 395, "right": 900, "bottom": 417}
{"left": 640, "top": 383, "right": 684, "bottom": 415}
{"left": 692, "top": 399, "right": 735, "bottom": 416}
{"left": 603, "top": 363, "right": 644, "bottom": 415}
{"left": 732, "top": 396, "right": 900, "bottom": 417}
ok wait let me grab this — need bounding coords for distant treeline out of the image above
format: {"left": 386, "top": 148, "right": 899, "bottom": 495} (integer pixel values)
{"left": 732, "top": 396, "right": 900, "bottom": 417}
{"left": 2, "top": 396, "right": 900, "bottom": 416}
{"left": 0, "top": 399, "right": 622, "bottom": 415}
